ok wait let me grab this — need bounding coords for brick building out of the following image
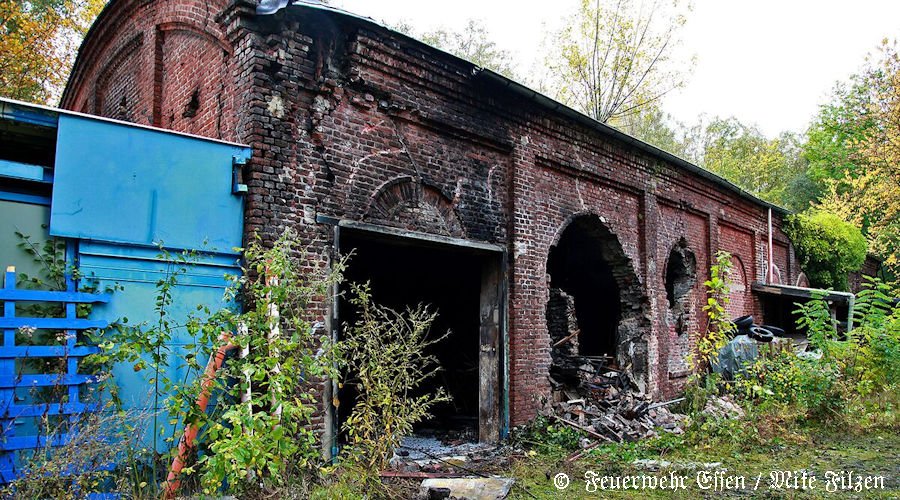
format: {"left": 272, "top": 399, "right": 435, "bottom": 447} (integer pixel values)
{"left": 61, "top": 0, "right": 800, "bottom": 445}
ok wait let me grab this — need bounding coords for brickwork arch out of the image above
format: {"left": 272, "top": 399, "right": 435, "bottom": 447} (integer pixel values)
{"left": 61, "top": 0, "right": 235, "bottom": 139}
{"left": 364, "top": 176, "right": 465, "bottom": 238}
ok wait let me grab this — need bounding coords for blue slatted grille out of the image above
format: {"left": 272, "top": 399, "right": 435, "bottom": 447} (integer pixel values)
{"left": 0, "top": 244, "right": 110, "bottom": 482}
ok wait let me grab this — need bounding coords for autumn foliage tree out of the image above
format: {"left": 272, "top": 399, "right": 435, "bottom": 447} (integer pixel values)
{"left": 0, "top": 0, "right": 105, "bottom": 104}
{"left": 806, "top": 40, "right": 900, "bottom": 279}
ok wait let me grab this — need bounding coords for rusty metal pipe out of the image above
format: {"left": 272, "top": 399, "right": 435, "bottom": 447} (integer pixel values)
{"left": 164, "top": 333, "right": 237, "bottom": 499}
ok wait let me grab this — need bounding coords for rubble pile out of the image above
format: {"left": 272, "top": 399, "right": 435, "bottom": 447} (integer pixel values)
{"left": 701, "top": 394, "right": 745, "bottom": 420}
{"left": 388, "top": 436, "right": 510, "bottom": 475}
{"left": 547, "top": 388, "right": 687, "bottom": 443}
{"left": 546, "top": 363, "right": 686, "bottom": 442}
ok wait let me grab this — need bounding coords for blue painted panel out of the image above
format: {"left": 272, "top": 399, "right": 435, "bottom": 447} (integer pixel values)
{"left": 0, "top": 101, "right": 58, "bottom": 128}
{"left": 0, "top": 317, "right": 107, "bottom": 329}
{"left": 0, "top": 346, "right": 99, "bottom": 358}
{"left": 51, "top": 114, "right": 250, "bottom": 253}
{"left": 0, "top": 192, "right": 50, "bottom": 206}
{"left": 0, "top": 160, "right": 51, "bottom": 183}
{"left": 0, "top": 289, "right": 110, "bottom": 303}
{"left": 78, "top": 242, "right": 241, "bottom": 449}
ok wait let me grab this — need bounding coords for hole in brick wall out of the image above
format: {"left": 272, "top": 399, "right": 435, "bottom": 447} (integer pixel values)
{"left": 546, "top": 214, "right": 648, "bottom": 393}
{"left": 664, "top": 239, "right": 696, "bottom": 336}
{"left": 338, "top": 230, "right": 493, "bottom": 442}
{"left": 116, "top": 95, "right": 128, "bottom": 120}
{"left": 182, "top": 89, "right": 200, "bottom": 118}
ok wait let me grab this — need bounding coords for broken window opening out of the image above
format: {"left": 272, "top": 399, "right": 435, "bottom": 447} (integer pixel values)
{"left": 664, "top": 240, "right": 697, "bottom": 335}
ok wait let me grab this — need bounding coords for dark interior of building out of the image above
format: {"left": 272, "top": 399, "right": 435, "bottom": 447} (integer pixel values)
{"left": 337, "top": 229, "right": 483, "bottom": 439}
{"left": 547, "top": 217, "right": 622, "bottom": 360}
{"left": 664, "top": 243, "right": 696, "bottom": 336}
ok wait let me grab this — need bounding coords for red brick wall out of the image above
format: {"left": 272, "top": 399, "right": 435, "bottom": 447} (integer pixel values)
{"left": 63, "top": 1, "right": 800, "bottom": 428}
{"left": 849, "top": 255, "right": 883, "bottom": 293}
{"left": 62, "top": 0, "right": 235, "bottom": 140}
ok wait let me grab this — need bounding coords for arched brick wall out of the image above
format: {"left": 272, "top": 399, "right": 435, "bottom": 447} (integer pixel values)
{"left": 62, "top": 0, "right": 236, "bottom": 140}
{"left": 61, "top": 1, "right": 806, "bottom": 429}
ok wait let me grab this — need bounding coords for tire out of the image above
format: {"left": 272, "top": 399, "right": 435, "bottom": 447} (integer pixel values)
{"left": 732, "top": 315, "right": 754, "bottom": 329}
{"left": 760, "top": 325, "right": 786, "bottom": 337}
{"left": 749, "top": 326, "right": 774, "bottom": 342}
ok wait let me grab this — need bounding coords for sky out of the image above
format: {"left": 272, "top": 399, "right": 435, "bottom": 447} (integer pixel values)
{"left": 333, "top": 0, "right": 900, "bottom": 137}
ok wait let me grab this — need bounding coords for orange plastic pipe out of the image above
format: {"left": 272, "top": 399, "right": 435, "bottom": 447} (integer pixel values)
{"left": 164, "top": 333, "right": 237, "bottom": 499}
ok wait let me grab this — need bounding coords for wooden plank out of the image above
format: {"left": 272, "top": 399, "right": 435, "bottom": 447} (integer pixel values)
{"left": 551, "top": 415, "right": 615, "bottom": 443}
{"left": 0, "top": 318, "right": 107, "bottom": 330}
{"left": 0, "top": 374, "right": 96, "bottom": 388}
{"left": 0, "top": 346, "right": 99, "bottom": 358}
{"left": 2, "top": 402, "right": 96, "bottom": 418}
{"left": 478, "top": 257, "right": 502, "bottom": 443}
{"left": 0, "top": 289, "right": 110, "bottom": 303}
{"left": 335, "top": 218, "right": 505, "bottom": 254}
{"left": 751, "top": 283, "right": 853, "bottom": 303}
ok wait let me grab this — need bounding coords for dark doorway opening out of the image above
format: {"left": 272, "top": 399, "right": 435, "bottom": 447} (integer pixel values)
{"left": 664, "top": 240, "right": 697, "bottom": 336}
{"left": 337, "top": 229, "right": 498, "bottom": 442}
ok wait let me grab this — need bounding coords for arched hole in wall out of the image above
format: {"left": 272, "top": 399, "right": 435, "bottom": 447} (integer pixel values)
{"left": 664, "top": 240, "right": 697, "bottom": 336}
{"left": 546, "top": 214, "right": 647, "bottom": 392}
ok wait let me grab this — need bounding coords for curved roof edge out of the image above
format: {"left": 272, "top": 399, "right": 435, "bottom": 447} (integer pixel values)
{"left": 60, "top": 0, "right": 121, "bottom": 106}
{"left": 263, "top": 0, "right": 789, "bottom": 216}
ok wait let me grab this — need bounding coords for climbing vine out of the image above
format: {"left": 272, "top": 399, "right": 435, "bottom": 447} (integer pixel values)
{"left": 692, "top": 250, "right": 736, "bottom": 371}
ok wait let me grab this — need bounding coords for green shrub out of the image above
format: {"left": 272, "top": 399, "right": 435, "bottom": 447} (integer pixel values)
{"left": 784, "top": 209, "right": 867, "bottom": 290}
{"left": 736, "top": 277, "right": 900, "bottom": 427}
{"left": 511, "top": 416, "right": 582, "bottom": 454}
{"left": 340, "top": 283, "right": 451, "bottom": 473}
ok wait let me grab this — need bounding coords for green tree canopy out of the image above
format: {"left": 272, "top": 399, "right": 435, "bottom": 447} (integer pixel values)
{"left": 784, "top": 209, "right": 867, "bottom": 291}
{"left": 804, "top": 40, "right": 900, "bottom": 277}
{"left": 699, "top": 117, "right": 811, "bottom": 210}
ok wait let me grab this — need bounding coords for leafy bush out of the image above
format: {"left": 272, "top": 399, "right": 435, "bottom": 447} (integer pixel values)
{"left": 191, "top": 230, "right": 345, "bottom": 495}
{"left": 784, "top": 209, "right": 867, "bottom": 290}
{"left": 738, "top": 351, "right": 845, "bottom": 421}
{"left": 87, "top": 229, "right": 346, "bottom": 496}
{"left": 1, "top": 405, "right": 153, "bottom": 499}
{"left": 510, "top": 416, "right": 582, "bottom": 454}
{"left": 340, "top": 283, "right": 451, "bottom": 472}
{"left": 692, "top": 251, "right": 736, "bottom": 371}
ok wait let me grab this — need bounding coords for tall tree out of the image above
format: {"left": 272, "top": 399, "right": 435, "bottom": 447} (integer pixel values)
{"left": 0, "top": 0, "right": 105, "bottom": 104}
{"left": 546, "top": 0, "right": 691, "bottom": 122}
